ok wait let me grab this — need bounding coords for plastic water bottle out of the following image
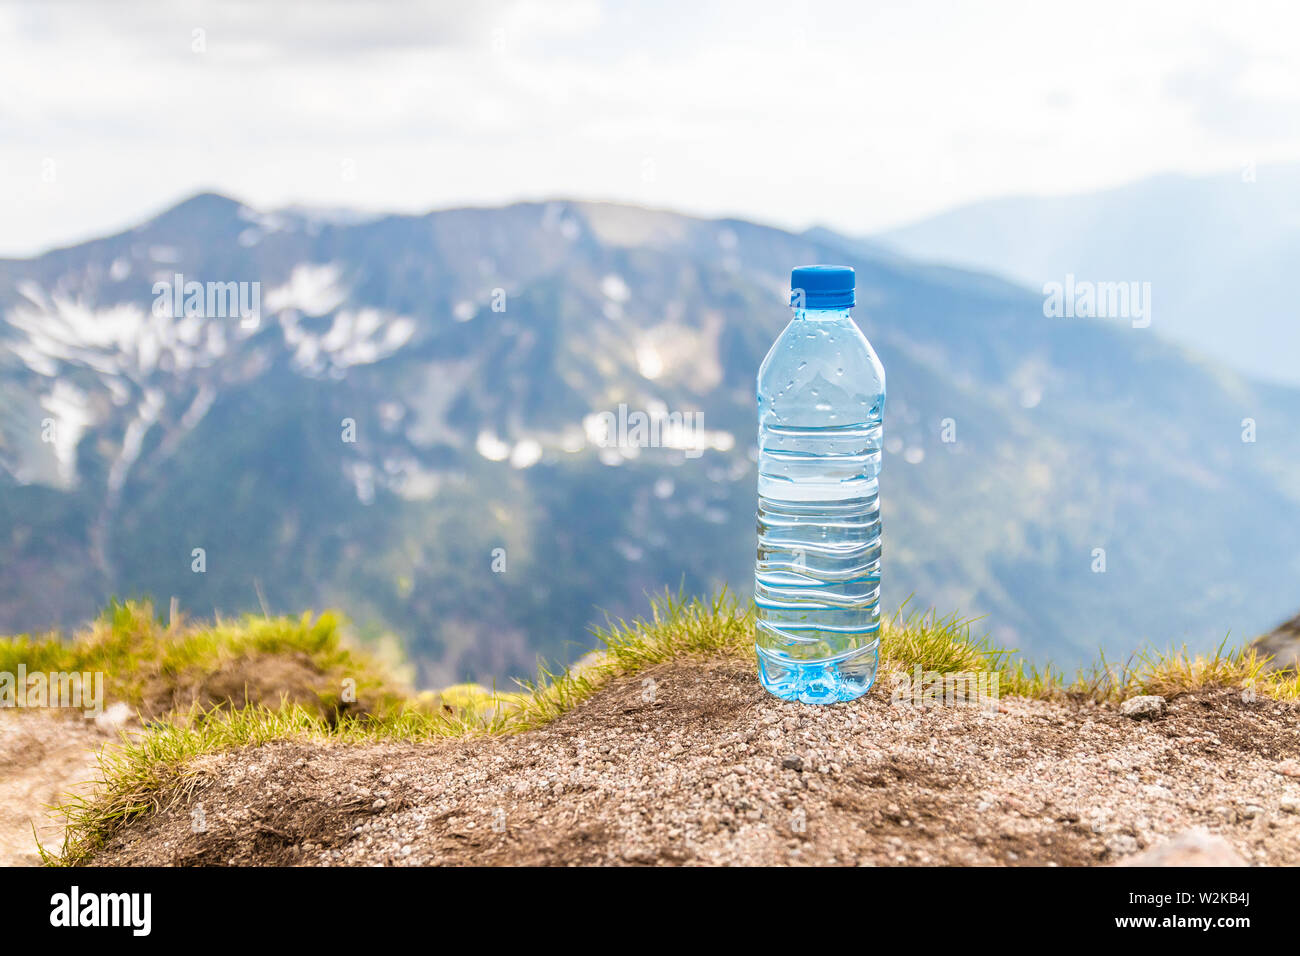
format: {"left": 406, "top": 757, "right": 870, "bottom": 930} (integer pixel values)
{"left": 755, "top": 265, "right": 886, "bottom": 704}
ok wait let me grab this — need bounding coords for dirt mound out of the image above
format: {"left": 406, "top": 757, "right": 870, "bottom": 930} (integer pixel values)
{"left": 88, "top": 656, "right": 1300, "bottom": 866}
{"left": 136, "top": 650, "right": 364, "bottom": 721}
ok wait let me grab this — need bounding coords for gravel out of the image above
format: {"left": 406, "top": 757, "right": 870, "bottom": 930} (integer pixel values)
{"left": 90, "top": 657, "right": 1300, "bottom": 867}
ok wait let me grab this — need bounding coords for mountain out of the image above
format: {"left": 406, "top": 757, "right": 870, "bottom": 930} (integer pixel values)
{"left": 874, "top": 165, "right": 1300, "bottom": 385}
{"left": 2, "top": 193, "right": 1299, "bottom": 683}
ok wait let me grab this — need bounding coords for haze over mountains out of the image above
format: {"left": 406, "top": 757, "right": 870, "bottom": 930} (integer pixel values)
{"left": 2, "top": 193, "right": 1298, "bottom": 683}
{"left": 876, "top": 164, "right": 1300, "bottom": 386}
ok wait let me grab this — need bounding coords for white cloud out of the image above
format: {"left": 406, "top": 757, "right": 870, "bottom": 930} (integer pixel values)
{"left": 1, "top": 0, "right": 1299, "bottom": 255}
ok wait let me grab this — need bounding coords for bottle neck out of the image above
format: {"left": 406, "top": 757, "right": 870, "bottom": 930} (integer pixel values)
{"left": 793, "top": 307, "right": 851, "bottom": 322}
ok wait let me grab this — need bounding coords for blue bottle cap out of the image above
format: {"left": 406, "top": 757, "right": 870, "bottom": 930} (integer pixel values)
{"left": 790, "top": 264, "right": 855, "bottom": 309}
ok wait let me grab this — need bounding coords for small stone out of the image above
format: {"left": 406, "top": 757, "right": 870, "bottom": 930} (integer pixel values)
{"left": 1120, "top": 695, "right": 1166, "bottom": 719}
{"left": 1106, "top": 833, "right": 1139, "bottom": 856}
{"left": 1279, "top": 797, "right": 1299, "bottom": 814}
{"left": 1114, "top": 829, "right": 1247, "bottom": 867}
{"left": 1277, "top": 759, "right": 1300, "bottom": 779}
{"left": 782, "top": 755, "right": 804, "bottom": 772}
{"left": 94, "top": 701, "right": 134, "bottom": 731}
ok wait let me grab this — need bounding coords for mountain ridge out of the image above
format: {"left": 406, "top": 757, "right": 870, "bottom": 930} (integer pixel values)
{"left": 2, "top": 192, "right": 1299, "bottom": 682}
{"left": 874, "top": 164, "right": 1300, "bottom": 385}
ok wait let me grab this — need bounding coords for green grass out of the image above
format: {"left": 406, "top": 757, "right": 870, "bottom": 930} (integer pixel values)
{"left": 14, "top": 590, "right": 1299, "bottom": 865}
{"left": 0, "top": 599, "right": 403, "bottom": 720}
{"left": 1008, "top": 637, "right": 1300, "bottom": 704}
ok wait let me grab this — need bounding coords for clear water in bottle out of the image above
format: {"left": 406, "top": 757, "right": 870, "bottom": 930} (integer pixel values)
{"left": 755, "top": 265, "right": 885, "bottom": 704}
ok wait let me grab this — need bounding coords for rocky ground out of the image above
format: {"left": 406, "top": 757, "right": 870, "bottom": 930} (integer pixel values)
{"left": 85, "top": 656, "right": 1300, "bottom": 866}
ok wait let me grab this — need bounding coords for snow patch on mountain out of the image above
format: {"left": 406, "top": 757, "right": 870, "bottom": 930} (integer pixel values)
{"left": 40, "top": 381, "right": 92, "bottom": 488}
{"left": 264, "top": 263, "right": 350, "bottom": 318}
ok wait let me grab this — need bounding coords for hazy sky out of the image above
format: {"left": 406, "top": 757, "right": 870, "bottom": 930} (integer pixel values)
{"left": 3, "top": 0, "right": 1299, "bottom": 256}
